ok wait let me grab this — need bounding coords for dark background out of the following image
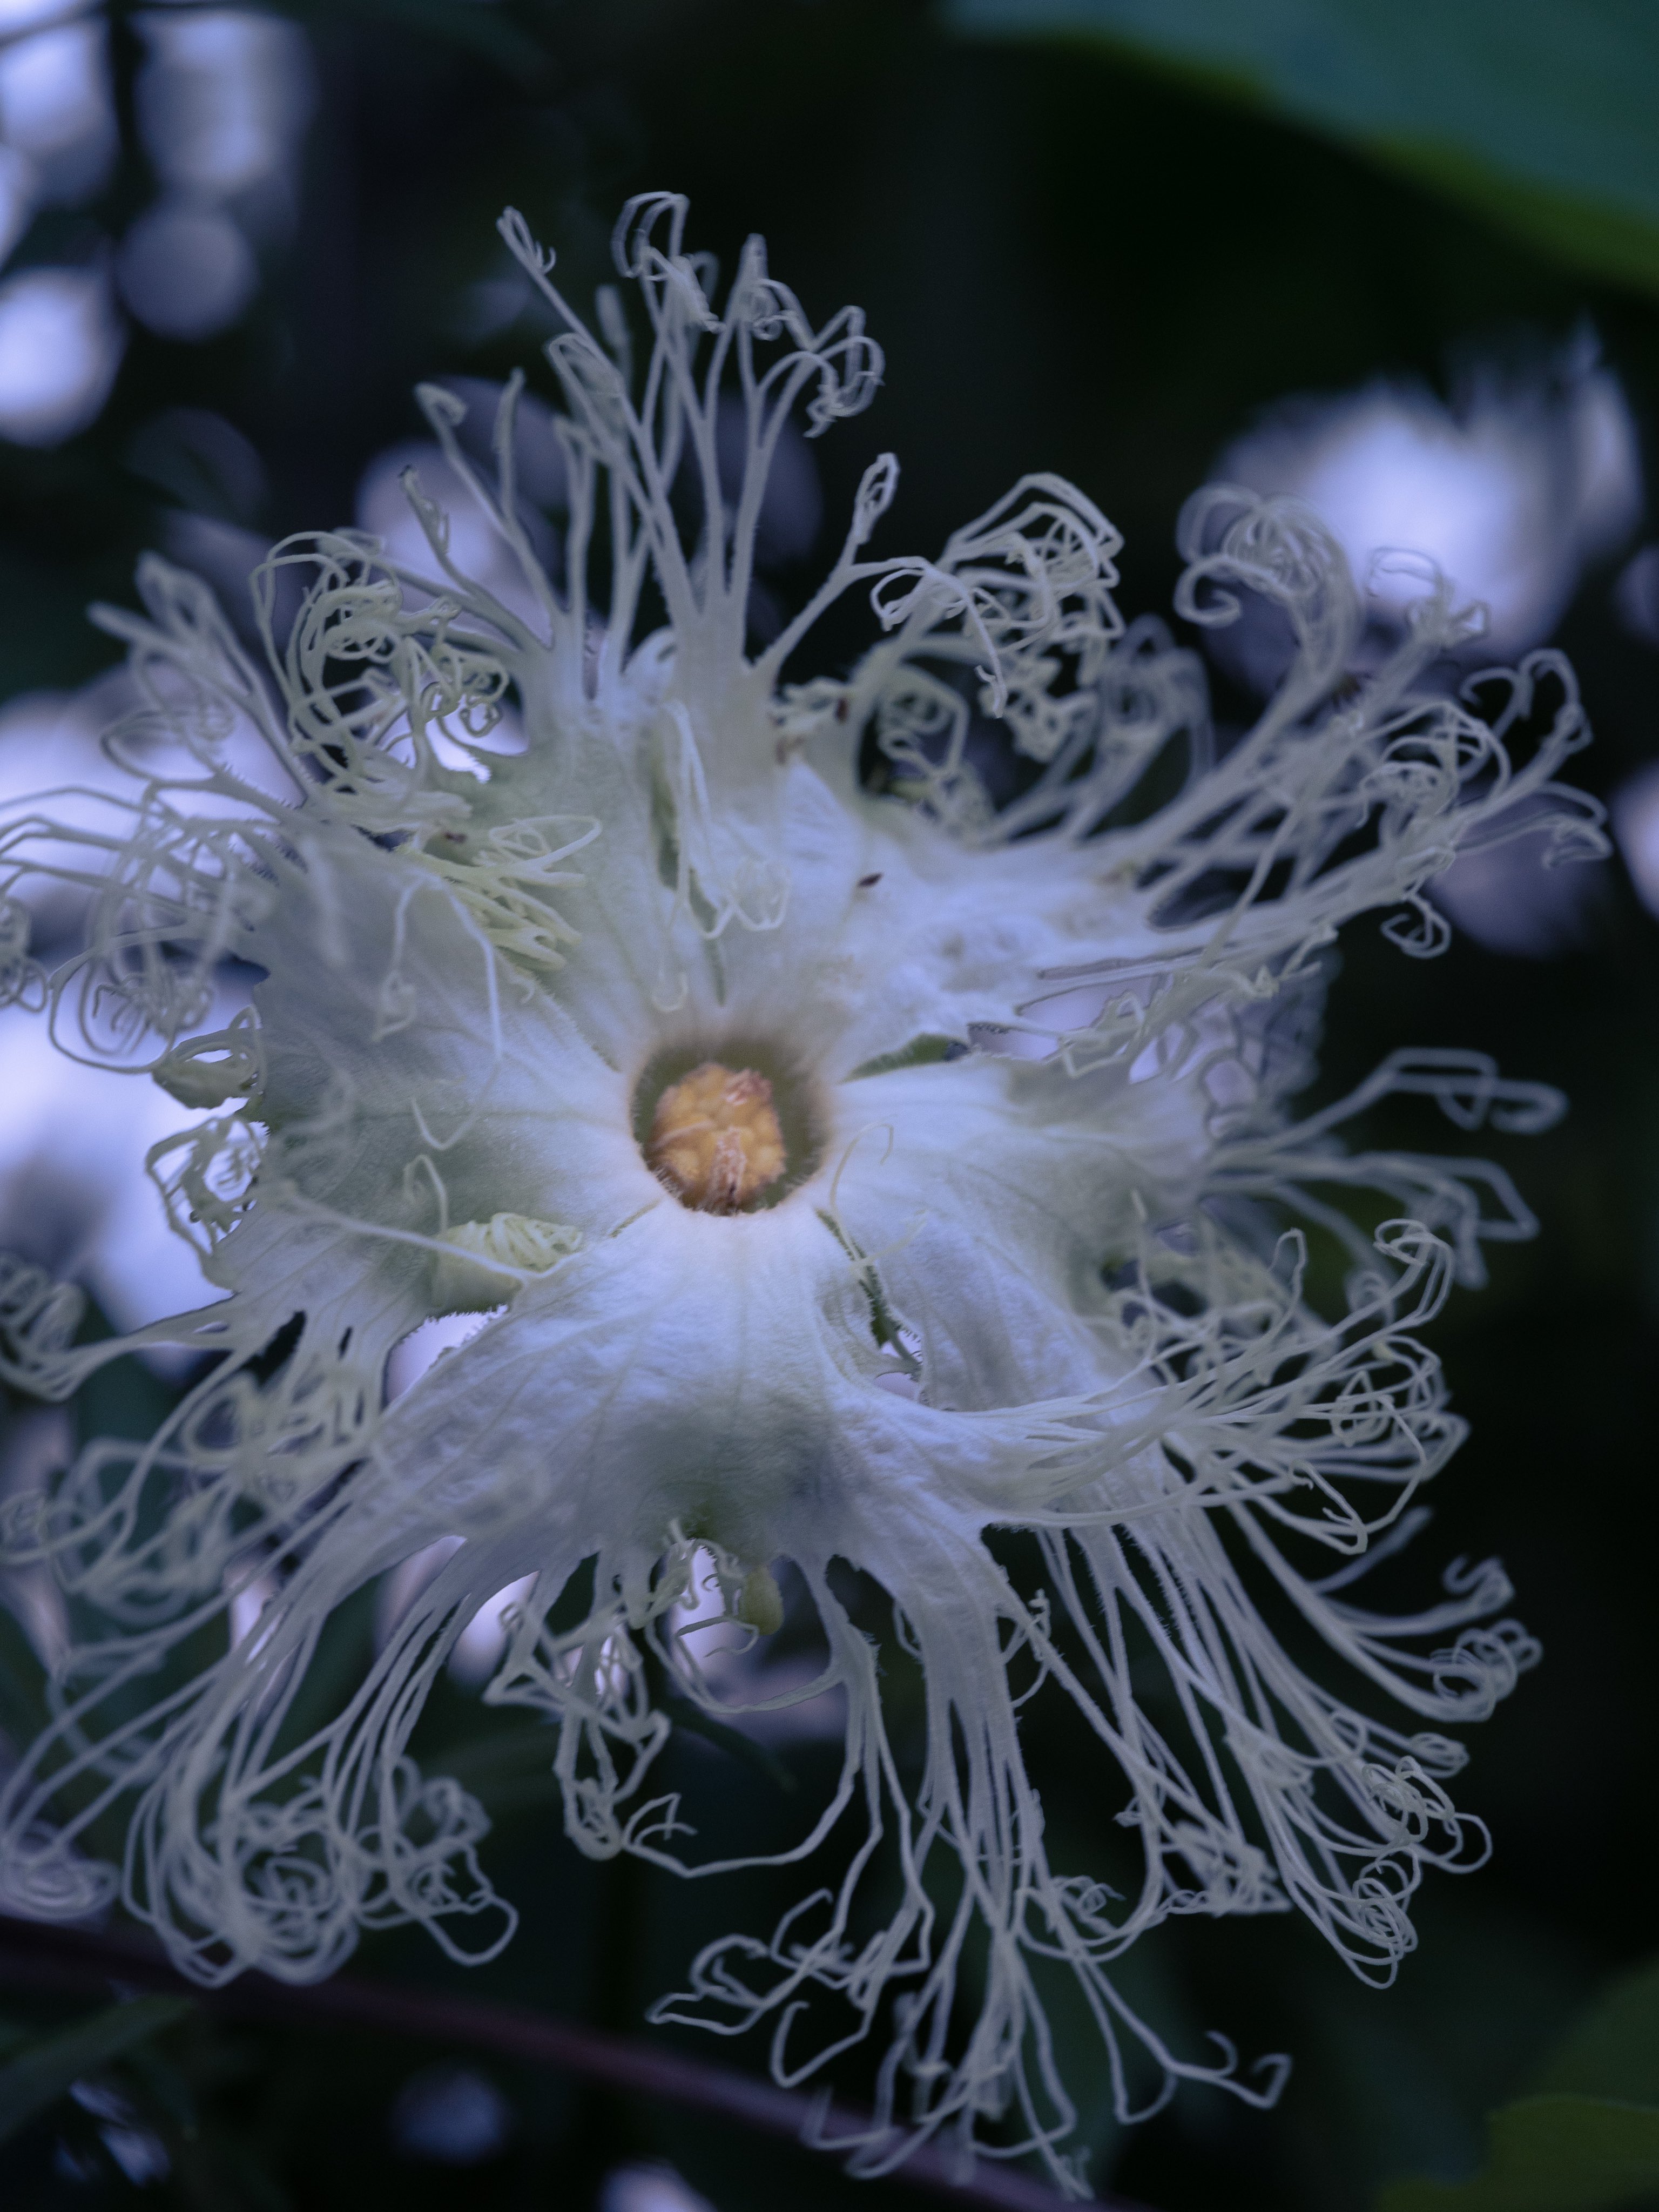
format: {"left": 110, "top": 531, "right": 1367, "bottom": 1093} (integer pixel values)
{"left": 3, "top": 4, "right": 1657, "bottom": 2208}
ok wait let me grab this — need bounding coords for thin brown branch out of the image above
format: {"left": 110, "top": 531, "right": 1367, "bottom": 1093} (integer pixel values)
{"left": 0, "top": 1910, "right": 1159, "bottom": 2212}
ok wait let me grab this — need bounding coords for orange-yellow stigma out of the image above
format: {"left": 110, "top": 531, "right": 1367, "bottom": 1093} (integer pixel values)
{"left": 647, "top": 1062, "right": 787, "bottom": 1212}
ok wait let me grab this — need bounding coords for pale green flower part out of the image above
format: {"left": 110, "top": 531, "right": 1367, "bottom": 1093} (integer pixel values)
{"left": 0, "top": 193, "right": 1603, "bottom": 2190}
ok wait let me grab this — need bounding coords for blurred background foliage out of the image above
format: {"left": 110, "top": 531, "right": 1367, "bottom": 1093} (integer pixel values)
{"left": 948, "top": 0, "right": 1659, "bottom": 296}
{"left": 3, "top": 2, "right": 1659, "bottom": 2208}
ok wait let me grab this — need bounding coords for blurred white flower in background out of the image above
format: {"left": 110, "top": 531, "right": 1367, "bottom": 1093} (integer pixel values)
{"left": 1426, "top": 795, "right": 1606, "bottom": 960}
{"left": 134, "top": 8, "right": 311, "bottom": 207}
{"left": 0, "top": 997, "right": 226, "bottom": 1333}
{"left": 1207, "top": 340, "right": 1636, "bottom": 957}
{"left": 1616, "top": 542, "right": 1659, "bottom": 650}
{"left": 0, "top": 671, "right": 285, "bottom": 1337}
{"left": 0, "top": 6, "right": 114, "bottom": 206}
{"left": 119, "top": 8, "right": 312, "bottom": 341}
{"left": 1601, "top": 550, "right": 1659, "bottom": 932}
{"left": 0, "top": 141, "right": 32, "bottom": 262}
{"left": 1611, "top": 760, "right": 1659, "bottom": 920}
{"left": 117, "top": 200, "right": 257, "bottom": 343}
{"left": 600, "top": 2164, "right": 717, "bottom": 2212}
{"left": 65, "top": 2076, "right": 172, "bottom": 2185}
{"left": 0, "top": 0, "right": 119, "bottom": 444}
{"left": 389, "top": 2061, "right": 514, "bottom": 2165}
{"left": 0, "top": 1, "right": 313, "bottom": 446}
{"left": 0, "top": 262, "right": 121, "bottom": 444}
{"left": 1217, "top": 339, "right": 1641, "bottom": 664}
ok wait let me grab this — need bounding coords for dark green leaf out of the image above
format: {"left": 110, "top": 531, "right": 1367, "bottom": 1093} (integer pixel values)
{"left": 1536, "top": 1958, "right": 1659, "bottom": 2108}
{"left": 435, "top": 1723, "right": 562, "bottom": 1815}
{"left": 658, "top": 1688, "right": 800, "bottom": 1797}
{"left": 944, "top": 0, "right": 1659, "bottom": 291}
{"left": 0, "top": 1600, "right": 48, "bottom": 1746}
{"left": 1378, "top": 2095, "right": 1659, "bottom": 2211}
{"left": 268, "top": 0, "right": 552, "bottom": 77}
{"left": 0, "top": 1994, "right": 194, "bottom": 2145}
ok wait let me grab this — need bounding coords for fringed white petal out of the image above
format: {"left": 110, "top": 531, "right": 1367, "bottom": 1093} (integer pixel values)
{"left": 0, "top": 190, "right": 1584, "bottom": 2195}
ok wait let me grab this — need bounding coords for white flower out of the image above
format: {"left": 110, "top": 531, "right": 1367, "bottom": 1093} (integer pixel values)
{"left": 0, "top": 678, "right": 259, "bottom": 1337}
{"left": 1611, "top": 760, "right": 1659, "bottom": 920}
{"left": 0, "top": 194, "right": 1601, "bottom": 2190}
{"left": 1215, "top": 342, "right": 1641, "bottom": 665}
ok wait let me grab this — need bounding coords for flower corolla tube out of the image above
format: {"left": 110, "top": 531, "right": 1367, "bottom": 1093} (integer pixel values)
{"left": 0, "top": 195, "right": 1606, "bottom": 2190}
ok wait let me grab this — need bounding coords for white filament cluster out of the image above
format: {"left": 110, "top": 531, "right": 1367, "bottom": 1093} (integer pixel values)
{"left": 0, "top": 192, "right": 1601, "bottom": 2193}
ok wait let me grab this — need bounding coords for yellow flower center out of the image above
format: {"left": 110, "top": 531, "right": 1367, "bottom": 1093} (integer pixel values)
{"left": 647, "top": 1062, "right": 787, "bottom": 1211}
